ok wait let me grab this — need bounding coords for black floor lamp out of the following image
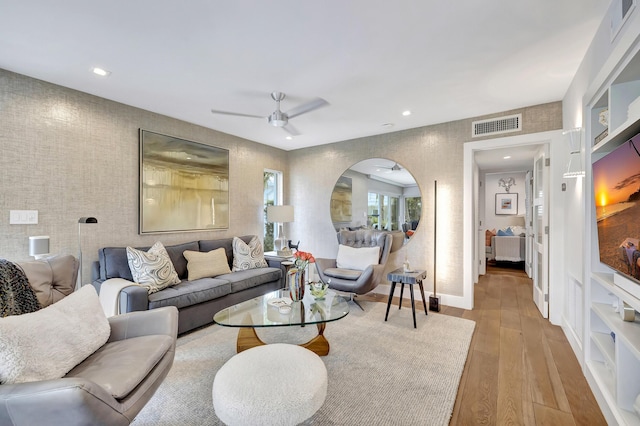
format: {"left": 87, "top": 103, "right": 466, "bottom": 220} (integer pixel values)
{"left": 78, "top": 217, "right": 98, "bottom": 289}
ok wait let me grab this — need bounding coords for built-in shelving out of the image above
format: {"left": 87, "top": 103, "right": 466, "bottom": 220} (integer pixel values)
{"left": 587, "top": 26, "right": 640, "bottom": 424}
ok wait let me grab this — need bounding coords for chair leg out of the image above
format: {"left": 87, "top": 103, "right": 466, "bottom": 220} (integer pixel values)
{"left": 350, "top": 293, "right": 364, "bottom": 311}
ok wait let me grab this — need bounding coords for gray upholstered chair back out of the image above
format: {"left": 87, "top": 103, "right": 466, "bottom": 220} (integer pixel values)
{"left": 337, "top": 229, "right": 392, "bottom": 265}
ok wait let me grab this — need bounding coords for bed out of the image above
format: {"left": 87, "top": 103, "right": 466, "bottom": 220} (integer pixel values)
{"left": 486, "top": 227, "right": 526, "bottom": 263}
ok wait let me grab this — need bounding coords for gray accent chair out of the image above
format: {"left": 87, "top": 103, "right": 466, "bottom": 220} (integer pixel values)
{"left": 0, "top": 306, "right": 179, "bottom": 426}
{"left": 315, "top": 229, "right": 393, "bottom": 310}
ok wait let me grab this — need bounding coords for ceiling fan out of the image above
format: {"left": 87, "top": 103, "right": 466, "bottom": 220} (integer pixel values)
{"left": 375, "top": 162, "right": 402, "bottom": 173}
{"left": 210, "top": 91, "right": 328, "bottom": 136}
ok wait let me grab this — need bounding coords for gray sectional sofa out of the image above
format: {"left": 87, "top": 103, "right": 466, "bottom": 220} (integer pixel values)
{"left": 91, "top": 235, "right": 283, "bottom": 334}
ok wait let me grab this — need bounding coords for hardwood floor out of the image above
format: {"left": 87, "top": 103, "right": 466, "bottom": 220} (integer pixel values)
{"left": 361, "top": 266, "right": 606, "bottom": 425}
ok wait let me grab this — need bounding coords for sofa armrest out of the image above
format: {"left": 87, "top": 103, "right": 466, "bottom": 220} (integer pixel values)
{"left": 107, "top": 306, "right": 178, "bottom": 343}
{"left": 119, "top": 285, "right": 150, "bottom": 313}
{"left": 0, "top": 377, "right": 125, "bottom": 426}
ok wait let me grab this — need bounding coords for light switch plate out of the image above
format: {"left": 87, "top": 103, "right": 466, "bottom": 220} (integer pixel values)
{"left": 9, "top": 210, "right": 38, "bottom": 224}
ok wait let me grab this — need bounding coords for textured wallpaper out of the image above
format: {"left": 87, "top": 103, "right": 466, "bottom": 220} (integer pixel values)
{"left": 0, "top": 68, "right": 561, "bottom": 299}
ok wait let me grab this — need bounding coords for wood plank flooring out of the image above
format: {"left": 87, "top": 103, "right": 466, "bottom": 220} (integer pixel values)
{"left": 361, "top": 265, "right": 606, "bottom": 425}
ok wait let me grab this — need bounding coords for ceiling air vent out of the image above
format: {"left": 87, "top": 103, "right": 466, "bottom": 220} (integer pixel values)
{"left": 472, "top": 113, "right": 522, "bottom": 138}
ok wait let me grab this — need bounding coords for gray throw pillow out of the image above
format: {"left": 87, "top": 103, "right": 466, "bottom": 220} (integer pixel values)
{"left": 232, "top": 236, "right": 268, "bottom": 271}
{"left": 126, "top": 242, "right": 180, "bottom": 293}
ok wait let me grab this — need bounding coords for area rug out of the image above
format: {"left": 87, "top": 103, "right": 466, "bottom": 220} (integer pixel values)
{"left": 132, "top": 301, "right": 475, "bottom": 426}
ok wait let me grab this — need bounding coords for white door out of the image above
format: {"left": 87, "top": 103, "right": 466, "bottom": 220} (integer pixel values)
{"left": 525, "top": 170, "right": 533, "bottom": 278}
{"left": 532, "top": 147, "right": 549, "bottom": 318}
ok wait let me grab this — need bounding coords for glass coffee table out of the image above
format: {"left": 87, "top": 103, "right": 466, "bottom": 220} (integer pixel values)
{"left": 213, "top": 287, "right": 349, "bottom": 356}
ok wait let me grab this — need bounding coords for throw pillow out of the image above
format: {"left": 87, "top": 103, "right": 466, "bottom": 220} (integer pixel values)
{"left": 0, "top": 285, "right": 110, "bottom": 384}
{"left": 485, "top": 229, "right": 495, "bottom": 246}
{"left": 232, "top": 236, "right": 268, "bottom": 271}
{"left": 336, "top": 244, "right": 380, "bottom": 271}
{"left": 126, "top": 241, "right": 180, "bottom": 294}
{"left": 184, "top": 248, "right": 232, "bottom": 280}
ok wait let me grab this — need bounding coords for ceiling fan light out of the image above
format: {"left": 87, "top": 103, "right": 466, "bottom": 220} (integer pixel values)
{"left": 268, "top": 111, "right": 288, "bottom": 127}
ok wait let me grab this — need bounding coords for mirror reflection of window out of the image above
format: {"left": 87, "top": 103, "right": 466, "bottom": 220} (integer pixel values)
{"left": 331, "top": 158, "right": 422, "bottom": 251}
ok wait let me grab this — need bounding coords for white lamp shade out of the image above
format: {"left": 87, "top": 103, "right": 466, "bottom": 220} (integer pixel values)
{"left": 267, "top": 205, "right": 294, "bottom": 223}
{"left": 29, "top": 235, "right": 50, "bottom": 257}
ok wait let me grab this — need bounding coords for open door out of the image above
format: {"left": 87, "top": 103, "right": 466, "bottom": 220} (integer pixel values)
{"left": 532, "top": 146, "right": 549, "bottom": 318}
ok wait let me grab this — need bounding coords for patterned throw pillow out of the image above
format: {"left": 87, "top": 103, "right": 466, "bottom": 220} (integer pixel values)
{"left": 232, "top": 236, "right": 268, "bottom": 271}
{"left": 183, "top": 248, "right": 232, "bottom": 280}
{"left": 126, "top": 242, "right": 180, "bottom": 294}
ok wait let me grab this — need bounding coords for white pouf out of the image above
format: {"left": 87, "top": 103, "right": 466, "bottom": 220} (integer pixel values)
{"left": 212, "top": 343, "right": 328, "bottom": 426}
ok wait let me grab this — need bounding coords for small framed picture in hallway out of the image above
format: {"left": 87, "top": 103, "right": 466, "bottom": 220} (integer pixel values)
{"left": 495, "top": 193, "right": 518, "bottom": 215}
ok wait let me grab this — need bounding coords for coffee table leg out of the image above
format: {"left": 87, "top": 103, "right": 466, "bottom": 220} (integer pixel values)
{"left": 385, "top": 281, "right": 397, "bottom": 321}
{"left": 410, "top": 284, "right": 416, "bottom": 328}
{"left": 237, "top": 327, "right": 266, "bottom": 353}
{"left": 237, "top": 324, "right": 330, "bottom": 356}
{"left": 301, "top": 322, "right": 330, "bottom": 356}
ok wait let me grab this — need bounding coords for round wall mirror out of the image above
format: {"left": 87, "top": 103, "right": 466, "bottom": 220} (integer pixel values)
{"left": 330, "top": 158, "right": 422, "bottom": 251}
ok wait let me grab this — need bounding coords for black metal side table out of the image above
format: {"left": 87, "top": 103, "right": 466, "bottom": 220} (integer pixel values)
{"left": 385, "top": 269, "right": 428, "bottom": 328}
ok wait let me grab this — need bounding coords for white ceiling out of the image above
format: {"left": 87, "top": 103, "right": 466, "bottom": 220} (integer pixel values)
{"left": 0, "top": 1, "right": 608, "bottom": 158}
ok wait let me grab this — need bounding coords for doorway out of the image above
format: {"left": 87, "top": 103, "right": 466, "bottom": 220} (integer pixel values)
{"left": 462, "top": 130, "right": 563, "bottom": 322}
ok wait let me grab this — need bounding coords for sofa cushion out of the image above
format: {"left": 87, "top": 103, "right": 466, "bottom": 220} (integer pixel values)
{"left": 323, "top": 268, "right": 363, "bottom": 280}
{"left": 336, "top": 244, "right": 379, "bottom": 271}
{"left": 18, "top": 254, "right": 78, "bottom": 308}
{"left": 66, "top": 334, "right": 172, "bottom": 399}
{"left": 127, "top": 242, "right": 180, "bottom": 294}
{"left": 99, "top": 241, "right": 199, "bottom": 282}
{"left": 232, "top": 236, "right": 268, "bottom": 271}
{"left": 216, "top": 267, "right": 282, "bottom": 293}
{"left": 147, "top": 278, "right": 231, "bottom": 310}
{"left": 0, "top": 285, "right": 110, "bottom": 384}
{"left": 184, "top": 248, "right": 232, "bottom": 280}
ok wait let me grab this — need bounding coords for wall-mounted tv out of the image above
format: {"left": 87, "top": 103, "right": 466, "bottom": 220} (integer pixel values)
{"left": 593, "top": 133, "right": 640, "bottom": 282}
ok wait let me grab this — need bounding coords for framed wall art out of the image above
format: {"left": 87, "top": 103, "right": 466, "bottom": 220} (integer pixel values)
{"left": 330, "top": 175, "right": 353, "bottom": 223}
{"left": 139, "top": 129, "right": 229, "bottom": 234}
{"left": 495, "top": 193, "right": 518, "bottom": 215}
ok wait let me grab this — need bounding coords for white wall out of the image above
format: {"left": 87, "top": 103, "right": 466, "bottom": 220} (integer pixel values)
{"left": 483, "top": 172, "right": 528, "bottom": 231}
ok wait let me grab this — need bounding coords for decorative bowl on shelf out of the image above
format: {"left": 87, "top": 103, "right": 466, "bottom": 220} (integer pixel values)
{"left": 309, "top": 282, "right": 329, "bottom": 299}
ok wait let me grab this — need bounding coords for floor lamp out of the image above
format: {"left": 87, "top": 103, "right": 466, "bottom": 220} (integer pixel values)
{"left": 430, "top": 181, "right": 440, "bottom": 312}
{"left": 78, "top": 217, "right": 98, "bottom": 290}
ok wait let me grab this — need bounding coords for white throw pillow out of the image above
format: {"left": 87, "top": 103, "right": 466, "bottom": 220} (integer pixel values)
{"left": 0, "top": 285, "right": 110, "bottom": 384}
{"left": 232, "top": 236, "right": 268, "bottom": 271}
{"left": 336, "top": 244, "right": 380, "bottom": 271}
{"left": 126, "top": 241, "right": 180, "bottom": 294}
{"left": 184, "top": 248, "right": 232, "bottom": 280}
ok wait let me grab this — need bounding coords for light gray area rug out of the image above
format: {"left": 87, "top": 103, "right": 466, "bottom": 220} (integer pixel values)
{"left": 132, "top": 301, "right": 475, "bottom": 426}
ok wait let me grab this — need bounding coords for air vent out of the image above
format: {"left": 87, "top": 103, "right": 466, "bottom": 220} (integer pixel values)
{"left": 472, "top": 114, "right": 522, "bottom": 138}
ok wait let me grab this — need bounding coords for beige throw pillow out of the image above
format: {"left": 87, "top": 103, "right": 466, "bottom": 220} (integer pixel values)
{"left": 232, "top": 236, "right": 268, "bottom": 271}
{"left": 184, "top": 248, "right": 232, "bottom": 280}
{"left": 126, "top": 241, "right": 180, "bottom": 294}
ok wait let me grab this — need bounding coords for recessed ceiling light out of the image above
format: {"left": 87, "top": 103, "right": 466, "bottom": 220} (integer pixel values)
{"left": 381, "top": 123, "right": 394, "bottom": 128}
{"left": 503, "top": 156, "right": 511, "bottom": 159}
{"left": 402, "top": 110, "right": 411, "bottom": 116}
{"left": 92, "top": 67, "right": 111, "bottom": 77}
{"left": 285, "top": 136, "right": 293, "bottom": 140}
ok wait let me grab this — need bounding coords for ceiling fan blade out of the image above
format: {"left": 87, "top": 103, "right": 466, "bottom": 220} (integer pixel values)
{"left": 282, "top": 123, "right": 300, "bottom": 136}
{"left": 210, "top": 109, "right": 264, "bottom": 119}
{"left": 285, "top": 97, "right": 328, "bottom": 119}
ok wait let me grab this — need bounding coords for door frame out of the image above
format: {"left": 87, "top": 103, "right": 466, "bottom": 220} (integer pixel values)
{"left": 463, "top": 129, "right": 565, "bottom": 324}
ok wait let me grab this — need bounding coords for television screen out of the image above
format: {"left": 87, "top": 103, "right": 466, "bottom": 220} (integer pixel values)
{"left": 593, "top": 133, "right": 640, "bottom": 282}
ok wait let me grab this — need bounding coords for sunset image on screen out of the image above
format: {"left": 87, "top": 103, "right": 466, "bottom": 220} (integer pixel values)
{"left": 593, "top": 135, "right": 640, "bottom": 280}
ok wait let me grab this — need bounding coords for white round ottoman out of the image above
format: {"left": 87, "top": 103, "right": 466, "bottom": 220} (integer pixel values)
{"left": 212, "top": 343, "right": 327, "bottom": 426}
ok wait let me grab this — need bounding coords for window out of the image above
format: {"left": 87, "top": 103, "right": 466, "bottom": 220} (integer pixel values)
{"left": 368, "top": 192, "right": 400, "bottom": 230}
{"left": 405, "top": 197, "right": 422, "bottom": 223}
{"left": 263, "top": 170, "right": 282, "bottom": 252}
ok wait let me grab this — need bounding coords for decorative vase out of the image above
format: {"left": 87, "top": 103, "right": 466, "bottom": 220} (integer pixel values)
{"left": 288, "top": 268, "right": 305, "bottom": 301}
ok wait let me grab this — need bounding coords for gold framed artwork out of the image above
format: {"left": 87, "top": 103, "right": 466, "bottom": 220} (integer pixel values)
{"left": 330, "top": 176, "right": 352, "bottom": 223}
{"left": 139, "top": 129, "right": 229, "bottom": 234}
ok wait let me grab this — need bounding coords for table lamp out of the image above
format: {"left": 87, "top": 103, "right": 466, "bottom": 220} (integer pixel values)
{"left": 267, "top": 205, "right": 294, "bottom": 254}
{"left": 29, "top": 235, "right": 50, "bottom": 259}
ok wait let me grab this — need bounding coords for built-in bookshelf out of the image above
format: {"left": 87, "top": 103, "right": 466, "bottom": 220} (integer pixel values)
{"left": 587, "top": 34, "right": 640, "bottom": 425}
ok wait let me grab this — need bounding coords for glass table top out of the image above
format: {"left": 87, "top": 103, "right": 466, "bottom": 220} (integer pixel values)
{"left": 213, "top": 287, "right": 350, "bottom": 328}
